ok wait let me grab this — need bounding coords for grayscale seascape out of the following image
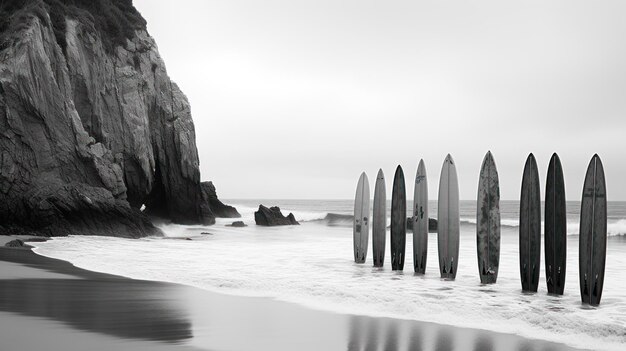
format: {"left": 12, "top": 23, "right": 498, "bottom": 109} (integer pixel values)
{"left": 1, "top": 1, "right": 624, "bottom": 350}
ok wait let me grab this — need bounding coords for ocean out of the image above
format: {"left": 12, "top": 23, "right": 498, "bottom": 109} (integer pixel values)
{"left": 33, "top": 199, "right": 626, "bottom": 351}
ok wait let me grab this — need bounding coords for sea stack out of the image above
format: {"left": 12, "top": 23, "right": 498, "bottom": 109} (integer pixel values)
{"left": 254, "top": 205, "right": 299, "bottom": 226}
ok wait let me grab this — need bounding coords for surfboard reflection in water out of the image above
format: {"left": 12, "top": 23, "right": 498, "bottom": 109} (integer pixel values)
{"left": 344, "top": 314, "right": 576, "bottom": 351}
{"left": 473, "top": 335, "right": 494, "bottom": 351}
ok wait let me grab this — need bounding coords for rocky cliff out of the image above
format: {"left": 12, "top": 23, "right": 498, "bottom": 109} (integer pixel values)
{"left": 0, "top": 0, "right": 214, "bottom": 237}
{"left": 200, "top": 181, "right": 240, "bottom": 219}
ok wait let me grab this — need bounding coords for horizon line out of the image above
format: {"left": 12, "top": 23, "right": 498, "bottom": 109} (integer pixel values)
{"left": 222, "top": 198, "right": 626, "bottom": 202}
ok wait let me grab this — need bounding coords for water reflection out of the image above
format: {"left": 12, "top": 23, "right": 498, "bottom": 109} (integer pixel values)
{"left": 364, "top": 314, "right": 379, "bottom": 351}
{"left": 345, "top": 316, "right": 578, "bottom": 351}
{"left": 473, "top": 335, "right": 493, "bottom": 351}
{"left": 0, "top": 249, "right": 192, "bottom": 343}
{"left": 345, "top": 316, "right": 431, "bottom": 351}
{"left": 405, "top": 319, "right": 423, "bottom": 351}
{"left": 517, "top": 342, "right": 534, "bottom": 351}
{"left": 347, "top": 315, "right": 364, "bottom": 351}
{"left": 384, "top": 320, "right": 400, "bottom": 351}
{"left": 435, "top": 329, "right": 453, "bottom": 351}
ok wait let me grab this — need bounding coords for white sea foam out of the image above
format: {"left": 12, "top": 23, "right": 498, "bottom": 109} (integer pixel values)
{"left": 460, "top": 217, "right": 520, "bottom": 227}
{"left": 32, "top": 215, "right": 626, "bottom": 351}
{"left": 461, "top": 217, "right": 626, "bottom": 236}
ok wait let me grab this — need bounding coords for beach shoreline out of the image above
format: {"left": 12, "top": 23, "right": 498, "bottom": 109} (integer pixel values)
{"left": 0, "top": 236, "right": 588, "bottom": 351}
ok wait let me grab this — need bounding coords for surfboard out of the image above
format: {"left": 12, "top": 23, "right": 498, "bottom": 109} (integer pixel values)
{"left": 413, "top": 159, "right": 428, "bottom": 274}
{"left": 372, "top": 169, "right": 386, "bottom": 267}
{"left": 437, "top": 154, "right": 460, "bottom": 279}
{"left": 520, "top": 153, "right": 541, "bottom": 292}
{"left": 579, "top": 154, "right": 607, "bottom": 306}
{"left": 476, "top": 151, "right": 501, "bottom": 284}
{"left": 545, "top": 153, "right": 567, "bottom": 295}
{"left": 353, "top": 172, "right": 370, "bottom": 263}
{"left": 391, "top": 165, "right": 406, "bottom": 271}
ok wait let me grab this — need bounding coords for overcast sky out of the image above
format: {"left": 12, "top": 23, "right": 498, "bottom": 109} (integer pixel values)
{"left": 134, "top": 0, "right": 626, "bottom": 200}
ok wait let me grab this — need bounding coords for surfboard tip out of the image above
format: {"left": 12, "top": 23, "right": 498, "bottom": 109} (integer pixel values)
{"left": 593, "top": 154, "right": 604, "bottom": 169}
{"left": 484, "top": 151, "right": 495, "bottom": 164}
{"left": 418, "top": 159, "right": 426, "bottom": 170}
{"left": 588, "top": 154, "right": 602, "bottom": 169}
{"left": 359, "top": 172, "right": 368, "bottom": 182}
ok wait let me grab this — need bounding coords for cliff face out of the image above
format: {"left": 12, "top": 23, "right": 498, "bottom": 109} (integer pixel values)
{"left": 0, "top": 1, "right": 212, "bottom": 236}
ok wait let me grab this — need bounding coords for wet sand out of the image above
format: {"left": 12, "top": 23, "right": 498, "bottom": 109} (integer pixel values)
{"left": 0, "top": 241, "right": 587, "bottom": 351}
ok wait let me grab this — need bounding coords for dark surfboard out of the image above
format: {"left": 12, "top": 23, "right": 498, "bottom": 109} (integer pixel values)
{"left": 579, "top": 154, "right": 607, "bottom": 306}
{"left": 372, "top": 169, "right": 386, "bottom": 267}
{"left": 391, "top": 165, "right": 406, "bottom": 271}
{"left": 437, "top": 154, "right": 460, "bottom": 279}
{"left": 476, "top": 151, "right": 501, "bottom": 284}
{"left": 545, "top": 153, "right": 567, "bottom": 295}
{"left": 413, "top": 160, "right": 428, "bottom": 274}
{"left": 519, "top": 154, "right": 541, "bottom": 292}
{"left": 353, "top": 172, "right": 370, "bottom": 263}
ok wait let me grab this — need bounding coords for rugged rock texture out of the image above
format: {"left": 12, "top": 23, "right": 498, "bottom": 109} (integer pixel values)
{"left": 0, "top": 1, "right": 209, "bottom": 236}
{"left": 254, "top": 205, "right": 299, "bottom": 226}
{"left": 200, "top": 181, "right": 240, "bottom": 219}
{"left": 4, "top": 239, "right": 25, "bottom": 247}
{"left": 226, "top": 221, "right": 247, "bottom": 228}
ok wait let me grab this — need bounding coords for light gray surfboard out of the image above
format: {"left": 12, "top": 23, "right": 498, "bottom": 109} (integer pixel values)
{"left": 372, "top": 169, "right": 386, "bottom": 267}
{"left": 520, "top": 153, "right": 541, "bottom": 292}
{"left": 437, "top": 154, "right": 460, "bottom": 279}
{"left": 579, "top": 154, "right": 607, "bottom": 306}
{"left": 476, "top": 151, "right": 501, "bottom": 284}
{"left": 353, "top": 172, "right": 370, "bottom": 263}
{"left": 391, "top": 165, "right": 406, "bottom": 270}
{"left": 413, "top": 159, "right": 428, "bottom": 274}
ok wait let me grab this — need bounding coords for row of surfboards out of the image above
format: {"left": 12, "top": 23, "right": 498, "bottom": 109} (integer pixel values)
{"left": 353, "top": 152, "right": 607, "bottom": 306}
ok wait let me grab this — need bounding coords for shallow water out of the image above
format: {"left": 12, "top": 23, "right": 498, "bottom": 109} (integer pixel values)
{"left": 33, "top": 200, "right": 626, "bottom": 351}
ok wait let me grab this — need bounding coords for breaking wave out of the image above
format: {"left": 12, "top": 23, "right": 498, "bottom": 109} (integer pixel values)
{"left": 305, "top": 213, "right": 353, "bottom": 227}
{"left": 460, "top": 218, "right": 626, "bottom": 236}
